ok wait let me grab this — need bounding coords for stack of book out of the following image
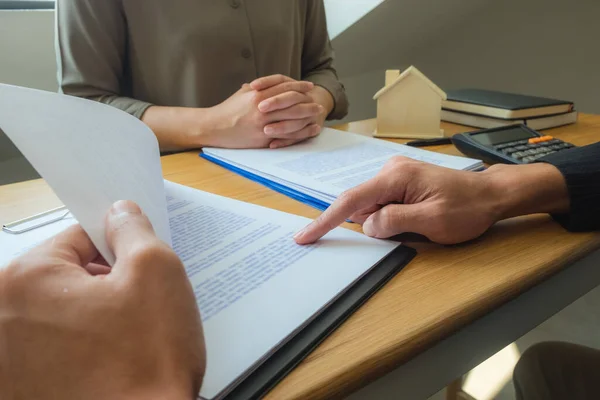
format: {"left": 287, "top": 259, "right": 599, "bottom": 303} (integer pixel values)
{"left": 441, "top": 89, "right": 577, "bottom": 130}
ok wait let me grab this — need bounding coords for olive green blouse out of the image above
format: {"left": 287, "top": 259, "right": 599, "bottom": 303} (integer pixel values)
{"left": 56, "top": 0, "right": 348, "bottom": 120}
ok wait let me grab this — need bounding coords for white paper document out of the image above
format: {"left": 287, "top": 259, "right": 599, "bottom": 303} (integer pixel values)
{"left": 0, "top": 85, "right": 400, "bottom": 399}
{"left": 203, "top": 128, "right": 483, "bottom": 206}
{"left": 0, "top": 211, "right": 77, "bottom": 267}
{"left": 165, "top": 181, "right": 396, "bottom": 399}
{"left": 0, "top": 84, "right": 170, "bottom": 265}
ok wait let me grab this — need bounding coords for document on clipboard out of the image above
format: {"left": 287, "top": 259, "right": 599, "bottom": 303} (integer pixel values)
{"left": 0, "top": 84, "right": 415, "bottom": 400}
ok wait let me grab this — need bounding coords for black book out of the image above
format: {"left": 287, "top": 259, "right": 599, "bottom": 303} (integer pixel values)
{"left": 443, "top": 89, "right": 574, "bottom": 119}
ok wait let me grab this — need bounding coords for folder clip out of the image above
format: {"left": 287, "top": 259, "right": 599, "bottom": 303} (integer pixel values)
{"left": 2, "top": 206, "right": 70, "bottom": 235}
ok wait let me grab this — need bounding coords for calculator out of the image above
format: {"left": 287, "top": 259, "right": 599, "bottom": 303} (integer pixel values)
{"left": 451, "top": 124, "right": 576, "bottom": 165}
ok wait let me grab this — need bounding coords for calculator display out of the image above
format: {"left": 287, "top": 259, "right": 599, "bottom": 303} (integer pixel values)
{"left": 470, "top": 127, "right": 537, "bottom": 147}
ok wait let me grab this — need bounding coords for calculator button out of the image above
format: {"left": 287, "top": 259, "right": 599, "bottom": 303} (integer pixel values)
{"left": 515, "top": 145, "right": 528, "bottom": 151}
{"left": 530, "top": 136, "right": 551, "bottom": 144}
{"left": 522, "top": 156, "right": 534, "bottom": 163}
{"left": 548, "top": 139, "right": 561, "bottom": 145}
{"left": 550, "top": 145, "right": 562, "bottom": 150}
{"left": 513, "top": 151, "right": 525, "bottom": 158}
{"left": 502, "top": 147, "right": 516, "bottom": 154}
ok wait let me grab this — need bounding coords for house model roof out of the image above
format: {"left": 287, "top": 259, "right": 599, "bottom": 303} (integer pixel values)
{"left": 373, "top": 66, "right": 447, "bottom": 100}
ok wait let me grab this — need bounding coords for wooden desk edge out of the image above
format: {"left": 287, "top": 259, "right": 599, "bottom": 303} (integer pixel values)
{"left": 275, "top": 233, "right": 600, "bottom": 400}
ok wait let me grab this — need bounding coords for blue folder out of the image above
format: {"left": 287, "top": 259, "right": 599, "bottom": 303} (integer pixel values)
{"left": 201, "top": 153, "right": 331, "bottom": 211}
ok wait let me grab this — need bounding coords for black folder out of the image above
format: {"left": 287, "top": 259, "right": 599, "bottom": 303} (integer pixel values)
{"left": 220, "top": 245, "right": 416, "bottom": 400}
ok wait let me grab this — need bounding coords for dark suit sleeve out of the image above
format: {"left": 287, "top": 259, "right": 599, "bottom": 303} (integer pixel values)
{"left": 538, "top": 142, "right": 600, "bottom": 231}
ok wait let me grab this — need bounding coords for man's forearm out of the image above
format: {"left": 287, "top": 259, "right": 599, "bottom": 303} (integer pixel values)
{"left": 485, "top": 163, "right": 570, "bottom": 221}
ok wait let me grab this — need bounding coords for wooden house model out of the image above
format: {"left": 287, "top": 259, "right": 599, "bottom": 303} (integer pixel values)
{"left": 373, "top": 66, "right": 447, "bottom": 139}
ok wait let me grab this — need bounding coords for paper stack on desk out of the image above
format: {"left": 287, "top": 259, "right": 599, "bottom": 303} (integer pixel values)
{"left": 0, "top": 84, "right": 415, "bottom": 400}
{"left": 202, "top": 128, "right": 483, "bottom": 211}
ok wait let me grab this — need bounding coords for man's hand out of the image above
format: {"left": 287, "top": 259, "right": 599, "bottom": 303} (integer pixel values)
{"left": 250, "top": 74, "right": 333, "bottom": 149}
{"left": 294, "top": 157, "right": 569, "bottom": 245}
{"left": 0, "top": 201, "right": 205, "bottom": 400}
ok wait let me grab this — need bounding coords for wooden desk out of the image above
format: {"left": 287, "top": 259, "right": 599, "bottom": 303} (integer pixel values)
{"left": 1, "top": 116, "right": 600, "bottom": 399}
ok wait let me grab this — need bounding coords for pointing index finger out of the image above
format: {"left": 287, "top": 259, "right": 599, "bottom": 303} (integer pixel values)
{"left": 294, "top": 178, "right": 384, "bottom": 244}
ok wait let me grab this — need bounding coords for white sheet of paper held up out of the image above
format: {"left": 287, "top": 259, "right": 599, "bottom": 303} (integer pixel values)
{"left": 0, "top": 84, "right": 171, "bottom": 265}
